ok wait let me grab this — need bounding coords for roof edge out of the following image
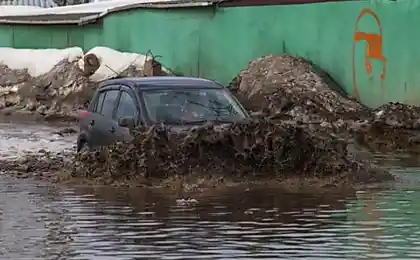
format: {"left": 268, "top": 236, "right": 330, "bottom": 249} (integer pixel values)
{"left": 0, "top": 1, "right": 219, "bottom": 25}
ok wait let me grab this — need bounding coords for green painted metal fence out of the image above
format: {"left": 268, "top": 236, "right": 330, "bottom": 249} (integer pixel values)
{"left": 0, "top": 0, "right": 419, "bottom": 108}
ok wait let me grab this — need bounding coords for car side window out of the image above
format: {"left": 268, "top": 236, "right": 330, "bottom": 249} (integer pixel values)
{"left": 93, "top": 92, "right": 106, "bottom": 113}
{"left": 116, "top": 91, "right": 138, "bottom": 120}
{"left": 100, "top": 90, "right": 119, "bottom": 118}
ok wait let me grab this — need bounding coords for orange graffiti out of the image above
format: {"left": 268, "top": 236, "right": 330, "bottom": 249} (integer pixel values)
{"left": 352, "top": 8, "right": 387, "bottom": 100}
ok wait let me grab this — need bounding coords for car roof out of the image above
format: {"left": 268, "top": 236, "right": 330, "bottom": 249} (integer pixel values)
{"left": 100, "top": 76, "right": 224, "bottom": 90}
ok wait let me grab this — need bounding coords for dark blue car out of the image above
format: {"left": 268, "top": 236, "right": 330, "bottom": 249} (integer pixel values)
{"left": 77, "top": 76, "right": 250, "bottom": 152}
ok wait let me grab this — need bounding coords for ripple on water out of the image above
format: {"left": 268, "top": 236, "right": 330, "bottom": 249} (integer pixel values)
{"left": 0, "top": 122, "right": 75, "bottom": 160}
{"left": 2, "top": 135, "right": 420, "bottom": 259}
{"left": 0, "top": 179, "right": 419, "bottom": 259}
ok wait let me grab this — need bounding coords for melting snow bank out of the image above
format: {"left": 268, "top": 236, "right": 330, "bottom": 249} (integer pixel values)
{"left": 0, "top": 46, "right": 168, "bottom": 121}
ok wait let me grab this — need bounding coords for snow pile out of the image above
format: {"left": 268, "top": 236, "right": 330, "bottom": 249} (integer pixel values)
{"left": 0, "top": 46, "right": 169, "bottom": 120}
{"left": 0, "top": 47, "right": 83, "bottom": 77}
{"left": 0, "top": 46, "right": 162, "bottom": 81}
{"left": 78, "top": 46, "right": 167, "bottom": 82}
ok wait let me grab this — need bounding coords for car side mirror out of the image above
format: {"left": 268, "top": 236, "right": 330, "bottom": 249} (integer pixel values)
{"left": 118, "top": 116, "right": 136, "bottom": 128}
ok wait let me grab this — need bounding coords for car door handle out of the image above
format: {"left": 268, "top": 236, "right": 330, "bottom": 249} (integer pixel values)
{"left": 109, "top": 126, "right": 115, "bottom": 133}
{"left": 88, "top": 120, "right": 94, "bottom": 129}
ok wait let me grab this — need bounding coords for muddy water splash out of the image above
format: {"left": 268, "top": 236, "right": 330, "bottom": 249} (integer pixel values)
{"left": 67, "top": 55, "right": 393, "bottom": 185}
{"left": 70, "top": 120, "right": 393, "bottom": 186}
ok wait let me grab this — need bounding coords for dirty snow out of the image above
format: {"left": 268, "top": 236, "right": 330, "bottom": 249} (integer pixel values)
{"left": 0, "top": 47, "right": 83, "bottom": 77}
{"left": 78, "top": 46, "right": 151, "bottom": 82}
{"left": 0, "top": 46, "right": 154, "bottom": 82}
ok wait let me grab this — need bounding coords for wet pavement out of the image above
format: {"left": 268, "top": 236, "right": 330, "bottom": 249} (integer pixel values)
{"left": 0, "top": 122, "right": 75, "bottom": 160}
{"left": 1, "top": 122, "right": 420, "bottom": 259}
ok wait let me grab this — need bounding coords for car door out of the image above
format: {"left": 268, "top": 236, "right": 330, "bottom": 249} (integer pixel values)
{"left": 89, "top": 86, "right": 121, "bottom": 148}
{"left": 79, "top": 89, "right": 106, "bottom": 149}
{"left": 114, "top": 87, "right": 141, "bottom": 142}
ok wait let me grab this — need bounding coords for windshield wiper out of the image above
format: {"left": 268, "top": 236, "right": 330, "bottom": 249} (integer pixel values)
{"left": 185, "top": 99, "right": 237, "bottom": 117}
{"left": 209, "top": 100, "right": 237, "bottom": 116}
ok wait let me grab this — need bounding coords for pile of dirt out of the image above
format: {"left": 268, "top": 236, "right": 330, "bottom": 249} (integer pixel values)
{"left": 0, "top": 57, "right": 167, "bottom": 122}
{"left": 0, "top": 64, "right": 31, "bottom": 86}
{"left": 229, "top": 54, "right": 420, "bottom": 155}
{"left": 230, "top": 55, "right": 371, "bottom": 135}
{"left": 69, "top": 118, "right": 393, "bottom": 185}
{"left": 351, "top": 102, "right": 420, "bottom": 153}
{"left": 373, "top": 102, "right": 420, "bottom": 129}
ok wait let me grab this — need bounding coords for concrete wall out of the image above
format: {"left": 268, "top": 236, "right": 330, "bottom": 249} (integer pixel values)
{"left": 0, "top": 0, "right": 418, "bottom": 108}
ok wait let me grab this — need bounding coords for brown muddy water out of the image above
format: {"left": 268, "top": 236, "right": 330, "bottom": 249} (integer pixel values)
{"left": 1, "top": 122, "right": 420, "bottom": 259}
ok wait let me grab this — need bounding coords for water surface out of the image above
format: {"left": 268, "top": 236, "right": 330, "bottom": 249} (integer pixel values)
{"left": 1, "top": 122, "right": 420, "bottom": 259}
{"left": 0, "top": 169, "right": 419, "bottom": 259}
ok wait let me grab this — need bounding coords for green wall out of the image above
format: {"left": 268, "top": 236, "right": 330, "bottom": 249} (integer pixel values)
{"left": 0, "top": 0, "right": 418, "bottom": 108}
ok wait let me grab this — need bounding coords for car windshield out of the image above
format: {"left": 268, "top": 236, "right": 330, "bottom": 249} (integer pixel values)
{"left": 142, "top": 88, "right": 247, "bottom": 125}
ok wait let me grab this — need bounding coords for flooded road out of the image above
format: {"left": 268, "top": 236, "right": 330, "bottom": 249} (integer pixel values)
{"left": 0, "top": 122, "right": 75, "bottom": 160}
{"left": 1, "top": 122, "right": 420, "bottom": 259}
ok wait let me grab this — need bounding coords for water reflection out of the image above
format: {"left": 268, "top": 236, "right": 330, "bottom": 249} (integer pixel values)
{"left": 49, "top": 186, "right": 357, "bottom": 259}
{"left": 0, "top": 178, "right": 363, "bottom": 259}
{"left": 345, "top": 188, "right": 420, "bottom": 259}
{"left": 3, "top": 165, "right": 420, "bottom": 258}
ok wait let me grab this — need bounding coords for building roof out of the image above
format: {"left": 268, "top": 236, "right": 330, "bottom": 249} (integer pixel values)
{"left": 0, "top": 0, "right": 56, "bottom": 8}
{"left": 0, "top": 0, "right": 220, "bottom": 24}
